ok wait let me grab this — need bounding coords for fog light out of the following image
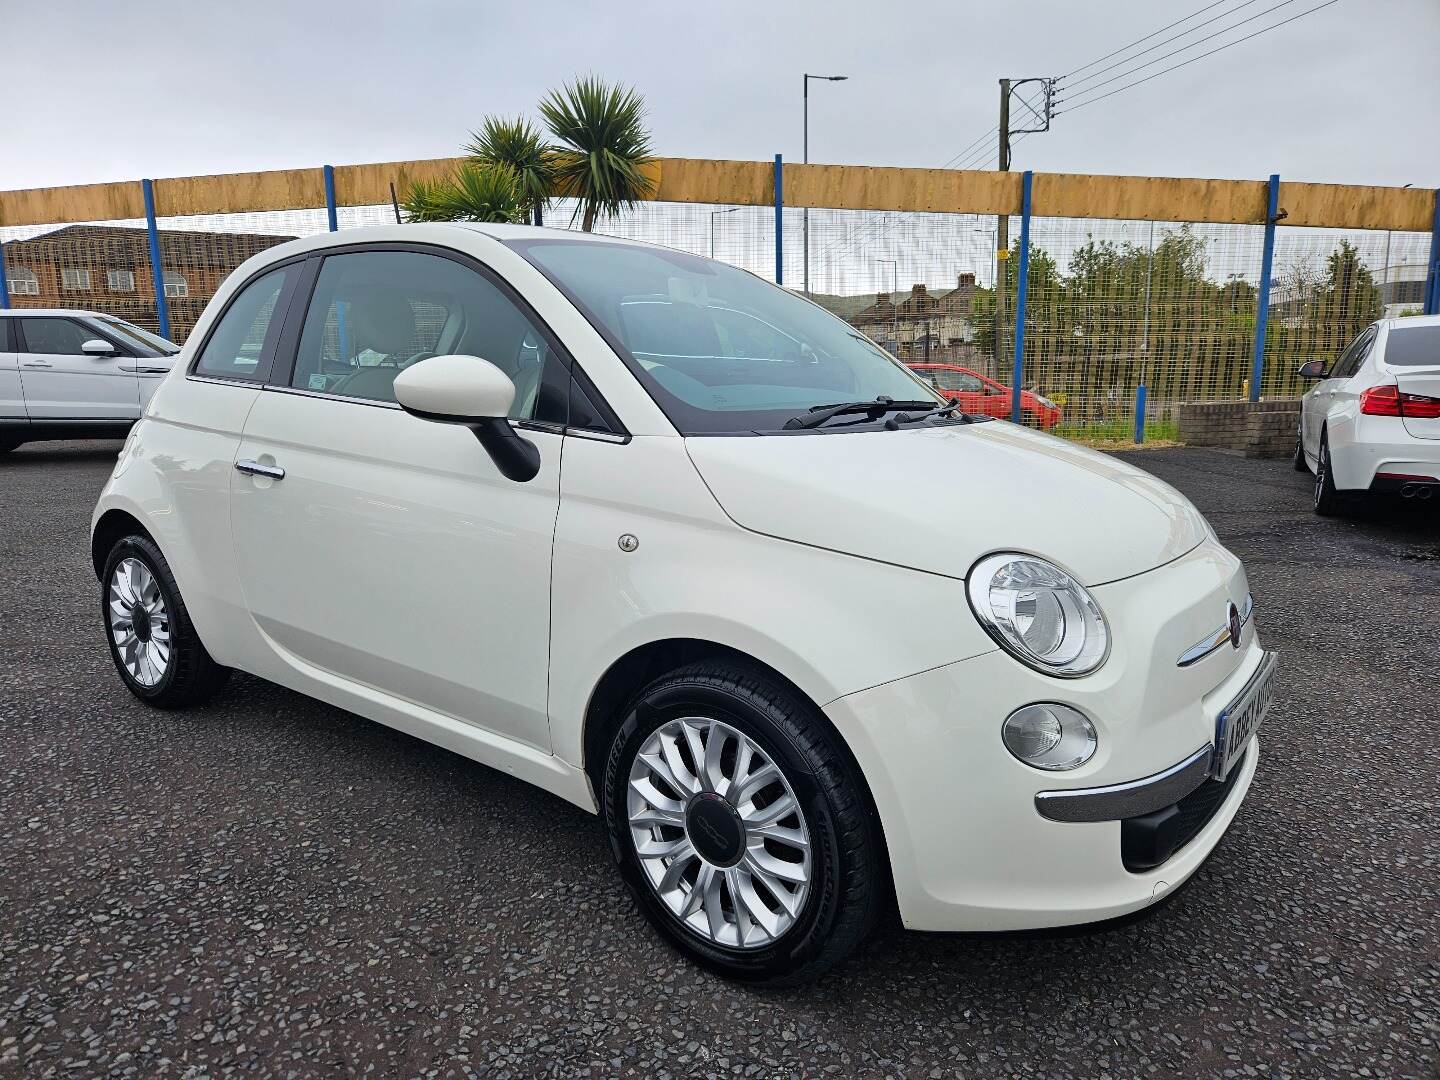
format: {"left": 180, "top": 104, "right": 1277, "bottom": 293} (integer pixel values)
{"left": 1002, "top": 704, "right": 1097, "bottom": 771}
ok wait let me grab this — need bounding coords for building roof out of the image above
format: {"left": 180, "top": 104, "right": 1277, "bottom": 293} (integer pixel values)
{"left": 3, "top": 224, "right": 296, "bottom": 268}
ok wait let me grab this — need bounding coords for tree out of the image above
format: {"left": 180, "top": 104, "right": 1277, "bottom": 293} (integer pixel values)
{"left": 1314, "top": 240, "right": 1381, "bottom": 349}
{"left": 464, "top": 116, "right": 556, "bottom": 227}
{"left": 539, "top": 76, "right": 656, "bottom": 232}
{"left": 402, "top": 163, "right": 524, "bottom": 224}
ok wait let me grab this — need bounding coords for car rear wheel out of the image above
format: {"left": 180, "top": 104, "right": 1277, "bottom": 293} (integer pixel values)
{"left": 602, "top": 660, "right": 884, "bottom": 986}
{"left": 101, "top": 535, "right": 230, "bottom": 708}
{"left": 1313, "top": 431, "right": 1352, "bottom": 517}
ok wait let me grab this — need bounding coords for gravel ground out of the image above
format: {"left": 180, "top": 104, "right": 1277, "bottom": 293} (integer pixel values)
{"left": 1, "top": 441, "right": 1437, "bottom": 1079}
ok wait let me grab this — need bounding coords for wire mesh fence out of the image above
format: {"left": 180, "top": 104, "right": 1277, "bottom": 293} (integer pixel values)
{"left": 2, "top": 164, "right": 1435, "bottom": 448}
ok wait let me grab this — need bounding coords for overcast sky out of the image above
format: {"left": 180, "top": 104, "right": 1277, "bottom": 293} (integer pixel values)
{"left": 4, "top": 0, "right": 1437, "bottom": 193}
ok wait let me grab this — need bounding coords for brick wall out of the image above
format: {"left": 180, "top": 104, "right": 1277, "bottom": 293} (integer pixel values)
{"left": 1177, "top": 399, "right": 1302, "bottom": 458}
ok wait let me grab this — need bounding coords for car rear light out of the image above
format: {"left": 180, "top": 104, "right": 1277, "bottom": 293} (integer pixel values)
{"left": 1360, "top": 384, "right": 1440, "bottom": 419}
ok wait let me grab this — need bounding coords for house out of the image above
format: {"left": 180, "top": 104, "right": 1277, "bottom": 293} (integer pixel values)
{"left": 851, "top": 274, "right": 981, "bottom": 360}
{"left": 2, "top": 224, "right": 295, "bottom": 342}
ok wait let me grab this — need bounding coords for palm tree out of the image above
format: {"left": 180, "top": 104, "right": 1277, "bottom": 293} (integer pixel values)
{"left": 464, "top": 116, "right": 556, "bottom": 227}
{"left": 539, "top": 76, "right": 655, "bottom": 232}
{"left": 401, "top": 163, "right": 523, "bottom": 224}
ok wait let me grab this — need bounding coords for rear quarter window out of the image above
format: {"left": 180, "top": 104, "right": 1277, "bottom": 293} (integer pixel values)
{"left": 1384, "top": 325, "right": 1440, "bottom": 367}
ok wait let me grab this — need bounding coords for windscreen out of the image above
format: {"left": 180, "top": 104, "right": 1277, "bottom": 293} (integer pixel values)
{"left": 101, "top": 318, "right": 178, "bottom": 356}
{"left": 1384, "top": 324, "right": 1440, "bottom": 367}
{"left": 510, "top": 238, "right": 936, "bottom": 433}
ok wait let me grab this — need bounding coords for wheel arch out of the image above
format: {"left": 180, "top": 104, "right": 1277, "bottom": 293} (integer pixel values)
{"left": 580, "top": 636, "right": 894, "bottom": 896}
{"left": 91, "top": 508, "right": 156, "bottom": 580}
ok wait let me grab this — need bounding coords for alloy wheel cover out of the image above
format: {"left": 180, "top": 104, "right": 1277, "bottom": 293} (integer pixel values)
{"left": 627, "top": 716, "right": 812, "bottom": 949}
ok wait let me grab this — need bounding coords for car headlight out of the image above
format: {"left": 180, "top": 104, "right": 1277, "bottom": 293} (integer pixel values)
{"left": 1002, "top": 703, "right": 1097, "bottom": 770}
{"left": 1035, "top": 396, "right": 1056, "bottom": 409}
{"left": 966, "top": 553, "right": 1109, "bottom": 677}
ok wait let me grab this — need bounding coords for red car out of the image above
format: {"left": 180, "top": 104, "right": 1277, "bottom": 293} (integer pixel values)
{"left": 907, "top": 363, "right": 1062, "bottom": 430}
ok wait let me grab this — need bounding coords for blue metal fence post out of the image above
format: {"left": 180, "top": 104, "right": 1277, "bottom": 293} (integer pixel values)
{"left": 1133, "top": 384, "right": 1147, "bottom": 444}
{"left": 0, "top": 241, "right": 10, "bottom": 308}
{"left": 141, "top": 179, "right": 171, "bottom": 342}
{"left": 1425, "top": 187, "right": 1440, "bottom": 315}
{"left": 323, "top": 165, "right": 338, "bottom": 232}
{"left": 1010, "top": 170, "right": 1033, "bottom": 424}
{"left": 1250, "top": 173, "right": 1280, "bottom": 402}
{"left": 773, "top": 154, "right": 784, "bottom": 286}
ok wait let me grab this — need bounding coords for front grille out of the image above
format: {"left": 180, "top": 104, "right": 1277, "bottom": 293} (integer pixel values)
{"left": 1121, "top": 749, "right": 1248, "bottom": 872}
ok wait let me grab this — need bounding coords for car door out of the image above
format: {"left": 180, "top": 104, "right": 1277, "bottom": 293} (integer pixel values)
{"left": 229, "top": 246, "right": 570, "bottom": 752}
{"left": 1304, "top": 328, "right": 1371, "bottom": 452}
{"left": 15, "top": 316, "right": 140, "bottom": 420}
{"left": 0, "top": 318, "right": 26, "bottom": 425}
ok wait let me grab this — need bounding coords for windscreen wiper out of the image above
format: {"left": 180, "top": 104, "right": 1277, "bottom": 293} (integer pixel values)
{"left": 887, "top": 401, "right": 971, "bottom": 427}
{"left": 783, "top": 396, "right": 939, "bottom": 430}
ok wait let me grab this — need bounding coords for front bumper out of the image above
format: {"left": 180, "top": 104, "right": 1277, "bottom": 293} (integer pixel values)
{"left": 824, "top": 538, "right": 1265, "bottom": 932}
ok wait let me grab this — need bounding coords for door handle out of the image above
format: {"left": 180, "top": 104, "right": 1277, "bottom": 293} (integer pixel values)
{"left": 22, "top": 360, "right": 53, "bottom": 368}
{"left": 235, "top": 459, "right": 286, "bottom": 480}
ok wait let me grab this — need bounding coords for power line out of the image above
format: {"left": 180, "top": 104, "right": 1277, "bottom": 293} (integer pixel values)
{"left": 1063, "top": 0, "right": 1268, "bottom": 93}
{"left": 1063, "top": 0, "right": 1344, "bottom": 113}
{"left": 1062, "top": 0, "right": 1239, "bottom": 78}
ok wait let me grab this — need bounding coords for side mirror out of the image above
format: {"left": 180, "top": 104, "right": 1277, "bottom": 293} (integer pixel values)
{"left": 81, "top": 338, "right": 116, "bottom": 356}
{"left": 1297, "top": 359, "right": 1327, "bottom": 379}
{"left": 393, "top": 354, "right": 541, "bottom": 482}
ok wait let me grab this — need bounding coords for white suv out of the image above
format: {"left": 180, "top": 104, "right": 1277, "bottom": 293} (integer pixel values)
{"left": 0, "top": 309, "right": 177, "bottom": 453}
{"left": 91, "top": 225, "right": 1275, "bottom": 984}
{"left": 1296, "top": 315, "right": 1440, "bottom": 515}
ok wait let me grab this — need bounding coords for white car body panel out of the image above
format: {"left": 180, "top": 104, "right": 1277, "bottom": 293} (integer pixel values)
{"left": 19, "top": 344, "right": 139, "bottom": 420}
{"left": 1299, "top": 316, "right": 1440, "bottom": 490}
{"left": 686, "top": 421, "right": 1208, "bottom": 587}
{"left": 93, "top": 223, "right": 1270, "bottom": 932}
{"left": 230, "top": 388, "right": 561, "bottom": 753}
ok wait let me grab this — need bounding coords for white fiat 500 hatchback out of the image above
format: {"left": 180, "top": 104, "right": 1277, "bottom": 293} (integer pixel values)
{"left": 92, "top": 224, "right": 1276, "bottom": 984}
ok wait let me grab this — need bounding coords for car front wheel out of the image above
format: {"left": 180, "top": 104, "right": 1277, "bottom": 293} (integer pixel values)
{"left": 602, "top": 660, "right": 885, "bottom": 985}
{"left": 101, "top": 534, "right": 230, "bottom": 708}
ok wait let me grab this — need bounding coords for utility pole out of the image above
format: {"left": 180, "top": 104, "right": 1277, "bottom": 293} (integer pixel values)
{"left": 992, "top": 76, "right": 1057, "bottom": 373}
{"left": 995, "top": 79, "right": 1011, "bottom": 374}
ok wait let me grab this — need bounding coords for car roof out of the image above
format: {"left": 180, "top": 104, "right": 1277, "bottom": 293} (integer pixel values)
{"left": 1381, "top": 314, "right": 1440, "bottom": 330}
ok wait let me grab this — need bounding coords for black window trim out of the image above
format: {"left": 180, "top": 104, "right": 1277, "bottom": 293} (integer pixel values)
{"left": 185, "top": 253, "right": 311, "bottom": 386}
{"left": 12, "top": 315, "right": 141, "bottom": 358}
{"left": 259, "top": 239, "right": 627, "bottom": 440}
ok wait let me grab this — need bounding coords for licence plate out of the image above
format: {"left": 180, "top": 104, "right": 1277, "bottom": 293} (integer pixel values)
{"left": 1213, "top": 651, "right": 1278, "bottom": 780}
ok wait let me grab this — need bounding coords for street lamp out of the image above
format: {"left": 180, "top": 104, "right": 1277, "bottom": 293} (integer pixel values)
{"left": 803, "top": 73, "right": 848, "bottom": 296}
{"left": 710, "top": 207, "right": 741, "bottom": 259}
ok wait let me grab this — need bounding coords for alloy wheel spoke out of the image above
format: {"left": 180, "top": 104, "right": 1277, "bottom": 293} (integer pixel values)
{"left": 745, "top": 847, "right": 808, "bottom": 885}
{"left": 701, "top": 866, "right": 727, "bottom": 940}
{"left": 733, "top": 762, "right": 779, "bottom": 803}
{"left": 747, "top": 820, "right": 809, "bottom": 849}
{"left": 679, "top": 720, "right": 711, "bottom": 792}
{"left": 630, "top": 805, "right": 684, "bottom": 829}
{"left": 629, "top": 776, "right": 684, "bottom": 815}
{"left": 724, "top": 867, "right": 754, "bottom": 944}
{"left": 678, "top": 863, "right": 713, "bottom": 916}
{"left": 637, "top": 833, "right": 693, "bottom": 860}
{"left": 658, "top": 731, "right": 700, "bottom": 796}
{"left": 639, "top": 749, "right": 692, "bottom": 801}
{"left": 702, "top": 723, "right": 728, "bottom": 794}
{"left": 740, "top": 791, "right": 796, "bottom": 826}
{"left": 659, "top": 847, "right": 700, "bottom": 895}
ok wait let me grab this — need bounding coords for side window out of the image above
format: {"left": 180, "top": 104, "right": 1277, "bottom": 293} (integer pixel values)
{"left": 290, "top": 250, "right": 566, "bottom": 424}
{"left": 1332, "top": 328, "right": 1375, "bottom": 381}
{"left": 194, "top": 266, "right": 292, "bottom": 381}
{"left": 18, "top": 318, "right": 93, "bottom": 355}
{"left": 933, "top": 370, "right": 984, "bottom": 393}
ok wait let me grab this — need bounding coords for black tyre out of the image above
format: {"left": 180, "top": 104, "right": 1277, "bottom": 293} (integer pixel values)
{"left": 1312, "top": 430, "right": 1352, "bottom": 517}
{"left": 101, "top": 534, "right": 230, "bottom": 708}
{"left": 602, "top": 660, "right": 885, "bottom": 986}
{"left": 1292, "top": 429, "right": 1309, "bottom": 472}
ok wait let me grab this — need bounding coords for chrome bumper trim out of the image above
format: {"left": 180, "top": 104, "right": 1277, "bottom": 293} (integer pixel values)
{"left": 1034, "top": 744, "right": 1213, "bottom": 823}
{"left": 1176, "top": 593, "right": 1254, "bottom": 668}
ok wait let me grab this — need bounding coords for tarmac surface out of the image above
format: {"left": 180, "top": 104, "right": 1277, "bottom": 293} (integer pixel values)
{"left": 1, "top": 441, "right": 1437, "bottom": 1078}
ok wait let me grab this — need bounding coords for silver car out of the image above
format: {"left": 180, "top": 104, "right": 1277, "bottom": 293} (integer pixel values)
{"left": 1, "top": 309, "right": 178, "bottom": 453}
